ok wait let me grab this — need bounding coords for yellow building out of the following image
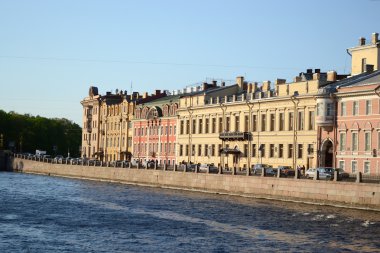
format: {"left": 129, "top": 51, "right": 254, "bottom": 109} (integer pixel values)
{"left": 176, "top": 72, "right": 339, "bottom": 171}
{"left": 81, "top": 88, "right": 138, "bottom": 161}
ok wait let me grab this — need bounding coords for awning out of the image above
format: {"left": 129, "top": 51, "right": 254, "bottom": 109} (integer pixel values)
{"left": 220, "top": 148, "right": 241, "bottom": 154}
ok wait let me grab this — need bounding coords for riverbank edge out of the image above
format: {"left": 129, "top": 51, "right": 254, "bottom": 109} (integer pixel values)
{"left": 11, "top": 158, "right": 380, "bottom": 212}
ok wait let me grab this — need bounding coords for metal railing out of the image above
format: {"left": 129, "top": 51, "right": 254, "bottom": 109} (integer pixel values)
{"left": 11, "top": 153, "right": 380, "bottom": 184}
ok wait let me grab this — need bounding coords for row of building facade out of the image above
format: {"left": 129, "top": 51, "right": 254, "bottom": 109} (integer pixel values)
{"left": 81, "top": 33, "right": 380, "bottom": 175}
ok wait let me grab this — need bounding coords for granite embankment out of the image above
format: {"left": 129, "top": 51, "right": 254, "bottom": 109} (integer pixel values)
{"left": 9, "top": 157, "right": 380, "bottom": 210}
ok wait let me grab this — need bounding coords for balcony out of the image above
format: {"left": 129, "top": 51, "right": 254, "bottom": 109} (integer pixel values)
{"left": 219, "top": 131, "right": 251, "bottom": 141}
{"left": 86, "top": 126, "right": 92, "bottom": 133}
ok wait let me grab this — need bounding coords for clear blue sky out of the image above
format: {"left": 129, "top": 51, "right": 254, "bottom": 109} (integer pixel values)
{"left": 0, "top": 0, "right": 379, "bottom": 125}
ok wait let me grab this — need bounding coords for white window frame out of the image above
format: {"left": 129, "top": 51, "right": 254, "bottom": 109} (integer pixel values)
{"left": 353, "top": 101, "right": 359, "bottom": 116}
{"left": 338, "top": 160, "right": 345, "bottom": 171}
{"left": 351, "top": 160, "right": 357, "bottom": 173}
{"left": 366, "top": 100, "right": 372, "bottom": 115}
{"left": 339, "top": 132, "right": 346, "bottom": 152}
{"left": 364, "top": 161, "right": 370, "bottom": 174}
{"left": 352, "top": 132, "right": 358, "bottom": 152}
{"left": 364, "top": 131, "right": 371, "bottom": 152}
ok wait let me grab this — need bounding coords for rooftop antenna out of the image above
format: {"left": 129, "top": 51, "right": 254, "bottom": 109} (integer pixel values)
{"left": 130, "top": 81, "right": 133, "bottom": 94}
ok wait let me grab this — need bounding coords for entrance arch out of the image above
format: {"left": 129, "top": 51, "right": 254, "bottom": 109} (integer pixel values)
{"left": 320, "top": 139, "right": 333, "bottom": 167}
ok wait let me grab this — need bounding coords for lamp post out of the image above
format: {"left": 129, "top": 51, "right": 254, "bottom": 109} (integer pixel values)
{"left": 245, "top": 96, "right": 254, "bottom": 175}
{"left": 291, "top": 93, "right": 299, "bottom": 172}
{"left": 187, "top": 106, "right": 193, "bottom": 163}
{"left": 219, "top": 101, "right": 227, "bottom": 169}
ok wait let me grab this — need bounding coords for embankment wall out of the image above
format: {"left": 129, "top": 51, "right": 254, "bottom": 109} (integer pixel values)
{"left": 10, "top": 157, "right": 380, "bottom": 210}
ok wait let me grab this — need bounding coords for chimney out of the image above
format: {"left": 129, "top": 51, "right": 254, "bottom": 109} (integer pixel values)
{"left": 306, "top": 69, "right": 313, "bottom": 74}
{"left": 314, "top": 69, "right": 321, "bottom": 73}
{"left": 327, "top": 71, "right": 337, "bottom": 82}
{"left": 359, "top": 37, "right": 366, "bottom": 46}
{"left": 212, "top": 80, "right": 217, "bottom": 87}
{"left": 247, "top": 83, "right": 252, "bottom": 93}
{"left": 293, "top": 76, "right": 302, "bottom": 82}
{"left": 155, "top": 90, "right": 161, "bottom": 95}
{"left": 202, "top": 82, "right": 208, "bottom": 90}
{"left": 372, "top": 33, "right": 379, "bottom": 44}
{"left": 313, "top": 73, "right": 320, "bottom": 80}
{"left": 274, "top": 79, "right": 286, "bottom": 85}
{"left": 221, "top": 82, "right": 225, "bottom": 87}
{"left": 252, "top": 82, "right": 258, "bottom": 93}
{"left": 366, "top": 64, "right": 374, "bottom": 73}
{"left": 262, "top": 81, "right": 271, "bottom": 91}
{"left": 236, "top": 76, "right": 244, "bottom": 89}
{"left": 143, "top": 92, "right": 148, "bottom": 98}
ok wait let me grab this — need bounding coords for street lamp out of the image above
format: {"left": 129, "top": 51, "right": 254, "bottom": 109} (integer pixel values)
{"left": 219, "top": 101, "right": 227, "bottom": 169}
{"left": 290, "top": 92, "right": 299, "bottom": 173}
{"left": 187, "top": 106, "right": 193, "bottom": 163}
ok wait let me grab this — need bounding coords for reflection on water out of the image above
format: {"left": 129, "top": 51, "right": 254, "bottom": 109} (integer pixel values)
{"left": 0, "top": 172, "right": 379, "bottom": 253}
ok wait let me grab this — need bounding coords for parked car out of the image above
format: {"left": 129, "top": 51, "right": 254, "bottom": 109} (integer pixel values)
{"left": 265, "top": 168, "right": 276, "bottom": 176}
{"left": 53, "top": 155, "right": 64, "bottom": 163}
{"left": 253, "top": 164, "right": 271, "bottom": 175}
{"left": 336, "top": 168, "right": 350, "bottom": 179}
{"left": 199, "top": 164, "right": 218, "bottom": 173}
{"left": 305, "top": 168, "right": 333, "bottom": 180}
{"left": 277, "top": 166, "right": 295, "bottom": 176}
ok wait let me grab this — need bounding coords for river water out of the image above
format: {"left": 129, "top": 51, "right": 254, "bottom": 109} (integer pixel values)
{"left": 0, "top": 172, "right": 379, "bottom": 253}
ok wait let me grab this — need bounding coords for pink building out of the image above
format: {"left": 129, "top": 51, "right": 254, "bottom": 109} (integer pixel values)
{"left": 133, "top": 95, "right": 179, "bottom": 166}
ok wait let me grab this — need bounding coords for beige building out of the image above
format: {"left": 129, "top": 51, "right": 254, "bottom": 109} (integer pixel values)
{"left": 176, "top": 72, "right": 340, "bottom": 170}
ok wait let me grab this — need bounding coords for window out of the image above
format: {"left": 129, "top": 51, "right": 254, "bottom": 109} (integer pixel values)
{"left": 288, "top": 112, "right": 294, "bottom": 131}
{"left": 269, "top": 144, "right": 275, "bottom": 158}
{"left": 260, "top": 144, "right": 265, "bottom": 157}
{"left": 353, "top": 101, "right": 359, "bottom": 116}
{"left": 317, "top": 103, "right": 322, "bottom": 116}
{"left": 205, "top": 144, "right": 209, "bottom": 156}
{"left": 351, "top": 160, "right": 357, "bottom": 173}
{"left": 298, "top": 112, "right": 304, "bottom": 131}
{"left": 244, "top": 115, "right": 249, "bottom": 132}
{"left": 279, "top": 144, "right": 283, "bottom": 158}
{"left": 226, "top": 117, "right": 230, "bottom": 131}
{"left": 198, "top": 119, "right": 203, "bottom": 134}
{"left": 261, "top": 114, "right": 266, "bottom": 131}
{"left": 186, "top": 120, "right": 189, "bottom": 134}
{"left": 270, "top": 114, "right": 275, "bottom": 131}
{"left": 191, "top": 145, "right": 195, "bottom": 156}
{"left": 288, "top": 144, "right": 293, "bottom": 158}
{"left": 252, "top": 144, "right": 256, "bottom": 157}
{"left": 198, "top": 145, "right": 202, "bottom": 156}
{"left": 339, "top": 160, "right": 345, "bottom": 171}
{"left": 307, "top": 144, "right": 314, "bottom": 155}
{"left": 185, "top": 145, "right": 189, "bottom": 156}
{"left": 244, "top": 144, "right": 248, "bottom": 157}
{"left": 341, "top": 102, "right": 346, "bottom": 116}
{"left": 326, "top": 103, "right": 333, "bottom": 116}
{"left": 339, "top": 132, "right": 346, "bottom": 151}
{"left": 252, "top": 115, "right": 257, "bottom": 132}
{"left": 364, "top": 161, "right": 370, "bottom": 174}
{"left": 218, "top": 144, "right": 222, "bottom": 156}
{"left": 205, "top": 118, "right": 209, "bottom": 134}
{"left": 279, "top": 113, "right": 284, "bottom": 131}
{"left": 366, "top": 100, "right": 372, "bottom": 115}
{"left": 309, "top": 111, "right": 315, "bottom": 130}
{"left": 219, "top": 117, "right": 223, "bottom": 132}
{"left": 212, "top": 118, "right": 216, "bottom": 133}
{"left": 365, "top": 132, "right": 371, "bottom": 152}
{"left": 211, "top": 144, "right": 215, "bottom": 156}
{"left": 352, "top": 132, "right": 358, "bottom": 152}
{"left": 235, "top": 116, "right": 240, "bottom": 131}
{"left": 297, "top": 144, "right": 303, "bottom": 159}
